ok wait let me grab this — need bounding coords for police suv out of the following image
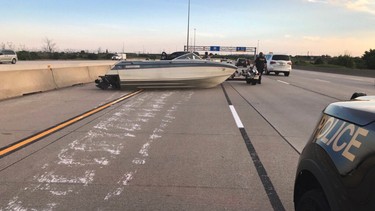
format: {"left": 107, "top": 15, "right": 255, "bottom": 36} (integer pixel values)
{"left": 294, "top": 93, "right": 375, "bottom": 211}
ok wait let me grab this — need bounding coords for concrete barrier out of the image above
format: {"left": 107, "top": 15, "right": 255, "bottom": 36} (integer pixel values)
{"left": 88, "top": 65, "right": 112, "bottom": 81}
{"left": 0, "top": 64, "right": 111, "bottom": 101}
{"left": 0, "top": 68, "right": 56, "bottom": 100}
{"left": 52, "top": 66, "right": 91, "bottom": 88}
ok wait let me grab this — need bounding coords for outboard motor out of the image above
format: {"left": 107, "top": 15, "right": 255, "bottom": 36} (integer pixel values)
{"left": 95, "top": 75, "right": 120, "bottom": 90}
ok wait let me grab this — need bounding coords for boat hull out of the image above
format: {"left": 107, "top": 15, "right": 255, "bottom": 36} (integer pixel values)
{"left": 108, "top": 63, "right": 236, "bottom": 89}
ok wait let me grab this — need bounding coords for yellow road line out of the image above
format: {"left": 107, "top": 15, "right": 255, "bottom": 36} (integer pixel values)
{"left": 0, "top": 89, "right": 143, "bottom": 158}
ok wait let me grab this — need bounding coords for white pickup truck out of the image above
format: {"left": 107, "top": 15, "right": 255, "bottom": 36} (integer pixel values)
{"left": 111, "top": 53, "right": 126, "bottom": 60}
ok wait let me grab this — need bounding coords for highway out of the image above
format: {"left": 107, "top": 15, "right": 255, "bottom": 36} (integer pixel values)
{"left": 0, "top": 69, "right": 374, "bottom": 210}
{"left": 0, "top": 60, "right": 117, "bottom": 71}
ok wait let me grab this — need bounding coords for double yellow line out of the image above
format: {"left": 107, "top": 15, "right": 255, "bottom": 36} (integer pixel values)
{"left": 0, "top": 89, "right": 143, "bottom": 158}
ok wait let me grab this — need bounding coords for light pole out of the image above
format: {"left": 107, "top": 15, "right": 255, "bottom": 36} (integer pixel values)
{"left": 194, "top": 28, "right": 196, "bottom": 52}
{"left": 186, "top": 0, "right": 190, "bottom": 52}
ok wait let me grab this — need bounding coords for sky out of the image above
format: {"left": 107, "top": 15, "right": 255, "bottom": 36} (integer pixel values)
{"left": 1, "top": 0, "right": 374, "bottom": 56}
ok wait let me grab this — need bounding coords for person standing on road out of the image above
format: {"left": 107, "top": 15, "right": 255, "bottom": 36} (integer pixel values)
{"left": 254, "top": 52, "right": 267, "bottom": 84}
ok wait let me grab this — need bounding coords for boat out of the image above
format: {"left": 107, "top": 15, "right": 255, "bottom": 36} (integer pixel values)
{"left": 95, "top": 51, "right": 237, "bottom": 89}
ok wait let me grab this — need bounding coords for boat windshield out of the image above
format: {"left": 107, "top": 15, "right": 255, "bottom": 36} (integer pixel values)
{"left": 161, "top": 51, "right": 202, "bottom": 60}
{"left": 173, "top": 52, "right": 202, "bottom": 60}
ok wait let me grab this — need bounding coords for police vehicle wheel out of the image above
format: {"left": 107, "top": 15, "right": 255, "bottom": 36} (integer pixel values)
{"left": 296, "top": 189, "right": 330, "bottom": 211}
{"left": 284, "top": 72, "right": 290, "bottom": 76}
{"left": 11, "top": 58, "right": 16, "bottom": 64}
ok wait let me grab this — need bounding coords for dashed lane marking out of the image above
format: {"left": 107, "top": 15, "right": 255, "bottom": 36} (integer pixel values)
{"left": 277, "top": 80, "right": 290, "bottom": 85}
{"left": 315, "top": 79, "right": 330, "bottom": 83}
{"left": 222, "top": 85, "right": 286, "bottom": 211}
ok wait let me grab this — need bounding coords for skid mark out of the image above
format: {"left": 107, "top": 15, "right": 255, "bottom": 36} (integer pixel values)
{"left": 1, "top": 91, "right": 194, "bottom": 210}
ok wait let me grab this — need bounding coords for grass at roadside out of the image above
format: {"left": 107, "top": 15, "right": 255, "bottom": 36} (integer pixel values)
{"left": 294, "top": 65, "right": 375, "bottom": 78}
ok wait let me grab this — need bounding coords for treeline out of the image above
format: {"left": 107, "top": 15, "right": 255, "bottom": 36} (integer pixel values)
{"left": 293, "top": 49, "right": 375, "bottom": 70}
{"left": 15, "top": 49, "right": 375, "bottom": 70}
{"left": 16, "top": 50, "right": 160, "bottom": 61}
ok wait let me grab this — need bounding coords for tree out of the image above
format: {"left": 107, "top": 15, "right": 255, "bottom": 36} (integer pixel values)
{"left": 42, "top": 37, "right": 57, "bottom": 53}
{"left": 329, "top": 54, "right": 355, "bottom": 68}
{"left": 1, "top": 42, "right": 15, "bottom": 50}
{"left": 7, "top": 42, "right": 15, "bottom": 50}
{"left": 362, "top": 49, "right": 375, "bottom": 69}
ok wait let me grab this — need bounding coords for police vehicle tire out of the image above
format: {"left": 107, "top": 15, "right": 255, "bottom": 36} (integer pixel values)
{"left": 284, "top": 72, "right": 290, "bottom": 76}
{"left": 12, "top": 58, "right": 16, "bottom": 64}
{"left": 296, "top": 189, "right": 330, "bottom": 211}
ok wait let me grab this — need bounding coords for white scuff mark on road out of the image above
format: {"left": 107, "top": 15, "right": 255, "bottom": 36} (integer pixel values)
{"left": 57, "top": 130, "right": 125, "bottom": 166}
{"left": 105, "top": 91, "right": 195, "bottom": 201}
{"left": 113, "top": 122, "right": 141, "bottom": 132}
{"left": 160, "top": 122, "right": 168, "bottom": 128}
{"left": 132, "top": 158, "right": 145, "bottom": 165}
{"left": 1, "top": 91, "right": 197, "bottom": 210}
{"left": 94, "top": 157, "right": 109, "bottom": 166}
{"left": 139, "top": 142, "right": 151, "bottom": 157}
{"left": 93, "top": 116, "right": 119, "bottom": 130}
{"left": 136, "top": 117, "right": 149, "bottom": 123}
{"left": 37, "top": 170, "right": 95, "bottom": 186}
{"left": 46, "top": 203, "right": 58, "bottom": 210}
{"left": 104, "top": 171, "right": 135, "bottom": 201}
{"left": 138, "top": 128, "right": 164, "bottom": 158}
{"left": 1, "top": 93, "right": 155, "bottom": 210}
{"left": 138, "top": 112, "right": 156, "bottom": 118}
{"left": 50, "top": 190, "right": 72, "bottom": 196}
{"left": 93, "top": 121, "right": 111, "bottom": 130}
{"left": 142, "top": 108, "right": 161, "bottom": 112}
{"left": 5, "top": 196, "right": 58, "bottom": 211}
{"left": 150, "top": 133, "right": 162, "bottom": 140}
{"left": 124, "top": 132, "right": 135, "bottom": 137}
{"left": 5, "top": 197, "right": 26, "bottom": 211}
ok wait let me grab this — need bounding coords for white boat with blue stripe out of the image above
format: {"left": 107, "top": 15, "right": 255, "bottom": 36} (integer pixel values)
{"left": 95, "top": 51, "right": 237, "bottom": 89}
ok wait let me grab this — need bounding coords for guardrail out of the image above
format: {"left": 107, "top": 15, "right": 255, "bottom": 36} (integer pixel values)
{"left": 0, "top": 65, "right": 110, "bottom": 100}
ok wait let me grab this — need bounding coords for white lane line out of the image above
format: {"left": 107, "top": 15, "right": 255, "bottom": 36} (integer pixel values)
{"left": 277, "top": 80, "right": 290, "bottom": 85}
{"left": 315, "top": 79, "right": 330, "bottom": 83}
{"left": 229, "top": 105, "right": 244, "bottom": 128}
